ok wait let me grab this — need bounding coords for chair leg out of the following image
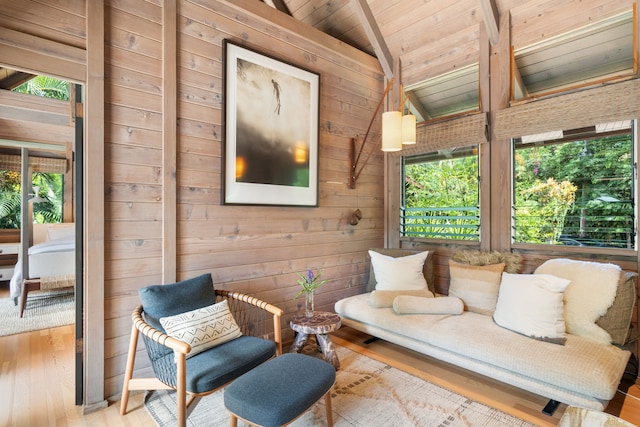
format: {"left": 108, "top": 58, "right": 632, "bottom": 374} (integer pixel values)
{"left": 228, "top": 413, "right": 238, "bottom": 427}
{"left": 120, "top": 325, "right": 139, "bottom": 415}
{"left": 176, "top": 352, "right": 187, "bottom": 427}
{"left": 324, "top": 390, "right": 333, "bottom": 427}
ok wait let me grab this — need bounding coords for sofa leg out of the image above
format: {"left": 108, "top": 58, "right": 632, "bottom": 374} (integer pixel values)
{"left": 542, "top": 399, "right": 559, "bottom": 416}
{"left": 363, "top": 336, "right": 379, "bottom": 345}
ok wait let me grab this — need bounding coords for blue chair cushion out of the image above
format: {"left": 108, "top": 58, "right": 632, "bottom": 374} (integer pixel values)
{"left": 138, "top": 273, "right": 216, "bottom": 332}
{"left": 224, "top": 353, "right": 336, "bottom": 427}
{"left": 154, "top": 335, "right": 277, "bottom": 392}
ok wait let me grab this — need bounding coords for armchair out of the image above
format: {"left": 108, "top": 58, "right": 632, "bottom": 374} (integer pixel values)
{"left": 120, "top": 274, "right": 283, "bottom": 427}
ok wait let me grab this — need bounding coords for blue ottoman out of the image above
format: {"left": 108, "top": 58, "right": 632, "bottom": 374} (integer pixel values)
{"left": 224, "top": 353, "right": 336, "bottom": 427}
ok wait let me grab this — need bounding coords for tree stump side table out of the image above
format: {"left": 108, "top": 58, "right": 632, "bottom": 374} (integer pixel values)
{"left": 290, "top": 311, "right": 341, "bottom": 370}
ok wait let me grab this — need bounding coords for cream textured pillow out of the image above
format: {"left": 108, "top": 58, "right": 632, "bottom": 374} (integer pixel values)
{"left": 159, "top": 300, "right": 242, "bottom": 358}
{"left": 534, "top": 258, "right": 621, "bottom": 345}
{"left": 369, "top": 289, "right": 434, "bottom": 308}
{"left": 493, "top": 273, "right": 571, "bottom": 345}
{"left": 369, "top": 250, "right": 429, "bottom": 291}
{"left": 393, "top": 296, "right": 463, "bottom": 315}
{"left": 448, "top": 260, "right": 505, "bottom": 315}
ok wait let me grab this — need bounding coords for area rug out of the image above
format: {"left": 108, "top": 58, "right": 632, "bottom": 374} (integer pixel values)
{"left": 0, "top": 290, "right": 74, "bottom": 336}
{"left": 144, "top": 345, "right": 538, "bottom": 427}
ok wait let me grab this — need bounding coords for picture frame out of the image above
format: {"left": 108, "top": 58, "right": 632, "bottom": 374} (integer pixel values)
{"left": 223, "top": 40, "right": 320, "bottom": 206}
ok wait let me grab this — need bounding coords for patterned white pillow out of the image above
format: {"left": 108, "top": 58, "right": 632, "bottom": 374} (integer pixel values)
{"left": 159, "top": 300, "right": 242, "bottom": 358}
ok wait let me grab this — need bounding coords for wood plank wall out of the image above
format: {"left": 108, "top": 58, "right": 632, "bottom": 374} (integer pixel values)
{"left": 100, "top": 0, "right": 385, "bottom": 398}
{"left": 1, "top": 0, "right": 640, "bottom": 402}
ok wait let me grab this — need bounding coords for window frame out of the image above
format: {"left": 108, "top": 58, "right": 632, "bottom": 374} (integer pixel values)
{"left": 400, "top": 146, "right": 481, "bottom": 243}
{"left": 510, "top": 121, "right": 637, "bottom": 254}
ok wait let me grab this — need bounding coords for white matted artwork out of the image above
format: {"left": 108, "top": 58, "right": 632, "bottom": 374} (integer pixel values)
{"left": 223, "top": 40, "right": 320, "bottom": 206}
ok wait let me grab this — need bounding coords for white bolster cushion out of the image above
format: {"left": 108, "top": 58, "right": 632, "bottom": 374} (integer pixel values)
{"left": 393, "top": 296, "right": 464, "bottom": 315}
{"left": 369, "top": 289, "right": 434, "bottom": 308}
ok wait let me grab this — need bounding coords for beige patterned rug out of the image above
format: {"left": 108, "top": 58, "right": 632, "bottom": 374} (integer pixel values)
{"left": 144, "top": 345, "right": 537, "bottom": 427}
{"left": 0, "top": 290, "right": 74, "bottom": 336}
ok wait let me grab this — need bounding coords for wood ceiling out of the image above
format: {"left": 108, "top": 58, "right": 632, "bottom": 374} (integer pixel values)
{"left": 0, "top": 1, "right": 634, "bottom": 122}
{"left": 262, "top": 0, "right": 636, "bottom": 121}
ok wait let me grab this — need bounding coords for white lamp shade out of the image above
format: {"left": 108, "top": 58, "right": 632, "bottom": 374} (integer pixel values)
{"left": 402, "top": 114, "right": 416, "bottom": 145}
{"left": 382, "top": 111, "right": 402, "bottom": 152}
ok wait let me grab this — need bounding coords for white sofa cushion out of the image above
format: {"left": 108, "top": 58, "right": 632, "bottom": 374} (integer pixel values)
{"left": 335, "top": 293, "right": 630, "bottom": 402}
{"left": 493, "top": 273, "right": 571, "bottom": 345}
{"left": 427, "top": 312, "right": 629, "bottom": 401}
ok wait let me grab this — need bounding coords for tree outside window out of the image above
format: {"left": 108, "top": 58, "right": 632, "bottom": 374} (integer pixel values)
{"left": 513, "top": 124, "right": 635, "bottom": 249}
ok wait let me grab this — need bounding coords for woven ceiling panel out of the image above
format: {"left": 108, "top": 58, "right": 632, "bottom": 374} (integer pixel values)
{"left": 0, "top": 154, "right": 67, "bottom": 174}
{"left": 392, "top": 112, "right": 488, "bottom": 157}
{"left": 494, "top": 79, "right": 640, "bottom": 140}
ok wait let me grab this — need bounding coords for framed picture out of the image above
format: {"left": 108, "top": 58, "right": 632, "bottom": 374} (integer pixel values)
{"left": 223, "top": 40, "right": 320, "bottom": 206}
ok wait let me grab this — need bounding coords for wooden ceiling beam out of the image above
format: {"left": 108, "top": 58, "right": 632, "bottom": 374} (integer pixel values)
{"left": 350, "top": 0, "right": 394, "bottom": 79}
{"left": 479, "top": 0, "right": 500, "bottom": 45}
{"left": 0, "top": 69, "right": 34, "bottom": 90}
{"left": 262, "top": 0, "right": 291, "bottom": 16}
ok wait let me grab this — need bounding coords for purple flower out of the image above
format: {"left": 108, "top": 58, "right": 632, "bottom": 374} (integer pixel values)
{"left": 306, "top": 270, "right": 315, "bottom": 283}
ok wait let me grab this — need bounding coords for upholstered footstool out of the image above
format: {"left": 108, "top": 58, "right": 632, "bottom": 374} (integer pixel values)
{"left": 224, "top": 353, "right": 336, "bottom": 427}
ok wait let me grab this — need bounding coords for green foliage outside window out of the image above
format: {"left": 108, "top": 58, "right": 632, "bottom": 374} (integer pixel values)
{"left": 0, "top": 171, "right": 21, "bottom": 228}
{"left": 402, "top": 150, "right": 480, "bottom": 240}
{"left": 13, "top": 75, "right": 70, "bottom": 100}
{"left": 513, "top": 133, "right": 634, "bottom": 248}
{"left": 0, "top": 172, "right": 63, "bottom": 228}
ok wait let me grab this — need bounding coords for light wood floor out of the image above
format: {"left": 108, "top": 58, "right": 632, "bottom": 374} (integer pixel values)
{"left": 1, "top": 297, "right": 639, "bottom": 426}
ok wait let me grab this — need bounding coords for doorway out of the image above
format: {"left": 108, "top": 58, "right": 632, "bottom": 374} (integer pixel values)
{"left": 0, "top": 70, "right": 84, "bottom": 404}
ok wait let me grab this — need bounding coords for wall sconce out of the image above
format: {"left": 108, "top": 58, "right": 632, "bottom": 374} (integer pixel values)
{"left": 350, "top": 78, "right": 416, "bottom": 188}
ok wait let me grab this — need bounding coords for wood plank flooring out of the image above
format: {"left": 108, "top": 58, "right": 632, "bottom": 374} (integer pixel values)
{"left": 1, "top": 285, "right": 639, "bottom": 426}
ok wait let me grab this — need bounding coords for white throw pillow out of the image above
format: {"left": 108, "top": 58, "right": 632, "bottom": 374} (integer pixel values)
{"left": 159, "top": 300, "right": 242, "bottom": 358}
{"left": 448, "top": 260, "right": 505, "bottom": 315}
{"left": 369, "top": 250, "right": 429, "bottom": 291}
{"left": 534, "top": 258, "right": 621, "bottom": 345}
{"left": 493, "top": 273, "right": 571, "bottom": 345}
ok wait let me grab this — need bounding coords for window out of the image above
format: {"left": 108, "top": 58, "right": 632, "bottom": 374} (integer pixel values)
{"left": 402, "top": 147, "right": 479, "bottom": 240}
{"left": 0, "top": 171, "right": 64, "bottom": 228}
{"left": 512, "top": 121, "right": 636, "bottom": 249}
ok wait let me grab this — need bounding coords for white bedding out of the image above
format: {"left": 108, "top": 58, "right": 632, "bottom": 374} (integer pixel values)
{"left": 10, "top": 236, "right": 75, "bottom": 301}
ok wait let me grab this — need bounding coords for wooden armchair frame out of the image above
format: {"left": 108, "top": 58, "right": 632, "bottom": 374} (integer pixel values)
{"left": 120, "top": 289, "right": 283, "bottom": 427}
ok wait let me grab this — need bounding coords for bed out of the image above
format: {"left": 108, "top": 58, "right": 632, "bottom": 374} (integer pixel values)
{"left": 9, "top": 223, "right": 76, "bottom": 317}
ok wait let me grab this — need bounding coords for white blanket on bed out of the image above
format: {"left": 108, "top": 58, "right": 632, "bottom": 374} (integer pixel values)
{"left": 9, "top": 237, "right": 75, "bottom": 300}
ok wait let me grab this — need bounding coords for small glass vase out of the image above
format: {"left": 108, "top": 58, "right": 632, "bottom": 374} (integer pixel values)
{"left": 305, "top": 291, "right": 315, "bottom": 317}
